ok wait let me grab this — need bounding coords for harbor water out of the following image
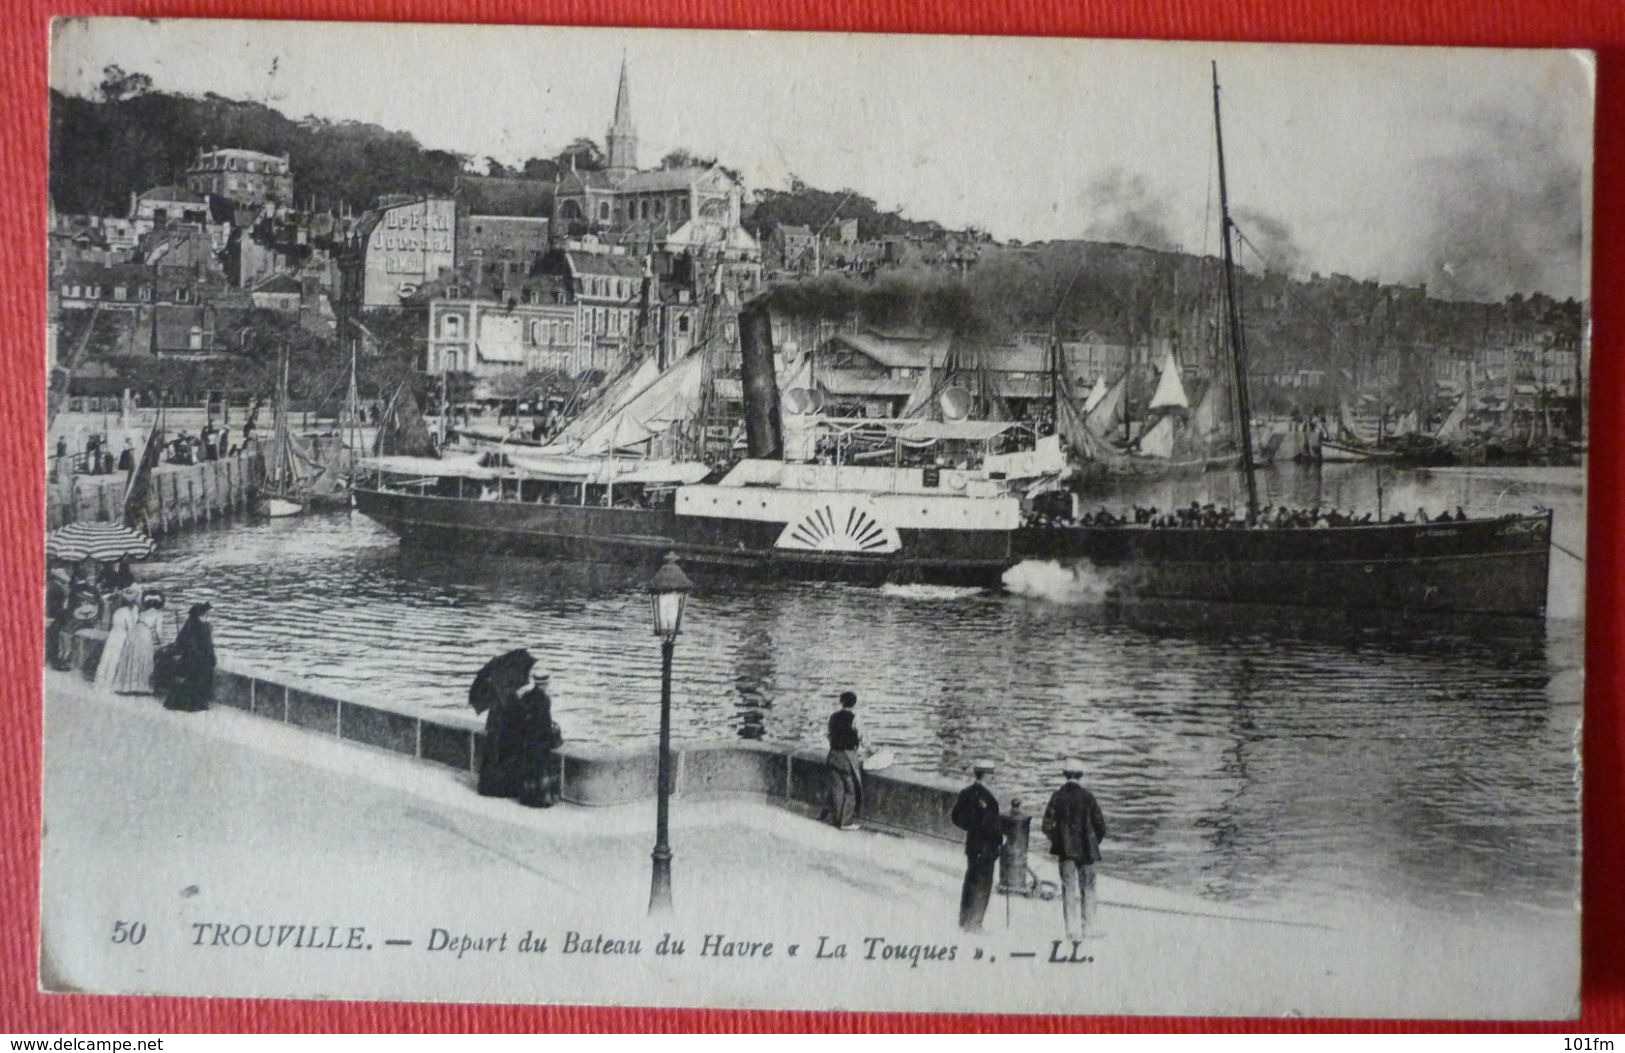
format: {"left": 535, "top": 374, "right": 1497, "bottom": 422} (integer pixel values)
{"left": 144, "top": 462, "right": 1584, "bottom": 920}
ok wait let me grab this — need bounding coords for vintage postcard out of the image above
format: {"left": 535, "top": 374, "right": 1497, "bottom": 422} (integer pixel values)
{"left": 41, "top": 18, "right": 1591, "bottom": 1018}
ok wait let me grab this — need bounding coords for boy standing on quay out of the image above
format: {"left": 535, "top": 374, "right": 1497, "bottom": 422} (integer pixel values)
{"left": 824, "top": 690, "right": 863, "bottom": 830}
{"left": 1043, "top": 757, "right": 1108, "bottom": 941}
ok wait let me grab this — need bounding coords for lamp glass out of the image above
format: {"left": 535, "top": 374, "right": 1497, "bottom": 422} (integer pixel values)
{"left": 650, "top": 590, "right": 686, "bottom": 640}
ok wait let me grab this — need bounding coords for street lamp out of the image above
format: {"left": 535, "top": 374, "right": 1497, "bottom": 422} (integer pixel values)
{"left": 645, "top": 551, "right": 694, "bottom": 916}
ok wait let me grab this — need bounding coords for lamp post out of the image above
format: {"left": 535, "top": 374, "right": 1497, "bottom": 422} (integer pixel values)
{"left": 645, "top": 551, "right": 694, "bottom": 916}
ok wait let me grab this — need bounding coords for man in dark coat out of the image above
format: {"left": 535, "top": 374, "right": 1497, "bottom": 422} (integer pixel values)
{"left": 163, "top": 603, "right": 216, "bottom": 712}
{"left": 824, "top": 690, "right": 863, "bottom": 830}
{"left": 950, "top": 759, "right": 1003, "bottom": 932}
{"left": 1042, "top": 757, "right": 1108, "bottom": 941}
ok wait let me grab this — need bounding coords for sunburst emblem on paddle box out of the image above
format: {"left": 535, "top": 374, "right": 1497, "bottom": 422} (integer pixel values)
{"left": 775, "top": 501, "right": 902, "bottom": 553}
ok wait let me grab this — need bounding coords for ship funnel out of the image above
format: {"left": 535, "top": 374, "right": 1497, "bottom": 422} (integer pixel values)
{"left": 738, "top": 300, "right": 783, "bottom": 460}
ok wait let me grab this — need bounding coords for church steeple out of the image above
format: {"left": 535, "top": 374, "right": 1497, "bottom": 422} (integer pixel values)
{"left": 605, "top": 55, "right": 638, "bottom": 179}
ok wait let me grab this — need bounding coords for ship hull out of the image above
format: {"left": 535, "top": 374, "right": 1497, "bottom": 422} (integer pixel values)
{"left": 356, "top": 488, "right": 1551, "bottom": 615}
{"left": 353, "top": 487, "right": 1012, "bottom": 587}
{"left": 1014, "top": 513, "right": 1552, "bottom": 616}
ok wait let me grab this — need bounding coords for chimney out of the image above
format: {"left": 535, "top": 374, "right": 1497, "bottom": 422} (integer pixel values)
{"left": 737, "top": 299, "right": 782, "bottom": 460}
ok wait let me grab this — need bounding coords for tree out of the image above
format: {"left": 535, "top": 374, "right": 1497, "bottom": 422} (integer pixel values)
{"left": 555, "top": 138, "right": 604, "bottom": 172}
{"left": 97, "top": 65, "right": 152, "bottom": 102}
{"left": 661, "top": 148, "right": 716, "bottom": 170}
{"left": 521, "top": 156, "right": 560, "bottom": 181}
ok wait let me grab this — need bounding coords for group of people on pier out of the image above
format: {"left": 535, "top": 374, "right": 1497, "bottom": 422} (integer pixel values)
{"left": 46, "top": 561, "right": 216, "bottom": 712}
{"left": 820, "top": 690, "right": 1109, "bottom": 941}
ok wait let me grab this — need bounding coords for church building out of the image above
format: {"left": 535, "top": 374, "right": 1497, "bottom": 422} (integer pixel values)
{"left": 552, "top": 59, "right": 748, "bottom": 241}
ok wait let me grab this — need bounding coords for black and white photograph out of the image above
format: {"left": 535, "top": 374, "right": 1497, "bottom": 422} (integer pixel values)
{"left": 41, "top": 18, "right": 1590, "bottom": 1018}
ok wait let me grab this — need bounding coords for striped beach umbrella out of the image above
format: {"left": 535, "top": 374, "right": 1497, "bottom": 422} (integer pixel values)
{"left": 45, "top": 521, "right": 156, "bottom": 563}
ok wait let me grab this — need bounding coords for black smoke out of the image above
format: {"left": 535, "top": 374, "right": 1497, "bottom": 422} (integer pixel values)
{"left": 1403, "top": 94, "right": 1587, "bottom": 301}
{"left": 1078, "top": 168, "right": 1179, "bottom": 252}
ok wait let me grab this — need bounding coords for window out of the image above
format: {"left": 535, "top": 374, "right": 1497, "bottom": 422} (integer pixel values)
{"left": 598, "top": 202, "right": 610, "bottom": 221}
{"left": 563, "top": 323, "right": 572, "bottom": 343}
{"left": 678, "top": 315, "right": 690, "bottom": 335}
{"left": 188, "top": 325, "right": 203, "bottom": 350}
{"left": 175, "top": 289, "right": 190, "bottom": 303}
{"left": 88, "top": 285, "right": 100, "bottom": 299}
{"left": 442, "top": 313, "right": 464, "bottom": 339}
{"left": 640, "top": 200, "right": 649, "bottom": 220}
{"left": 113, "top": 286, "right": 127, "bottom": 301}
{"left": 551, "top": 321, "right": 561, "bottom": 344}
{"left": 139, "top": 287, "right": 152, "bottom": 302}
{"left": 654, "top": 199, "right": 664, "bottom": 218}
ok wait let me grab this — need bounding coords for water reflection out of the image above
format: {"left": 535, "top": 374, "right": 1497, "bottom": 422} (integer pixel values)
{"left": 145, "top": 462, "right": 1582, "bottom": 918}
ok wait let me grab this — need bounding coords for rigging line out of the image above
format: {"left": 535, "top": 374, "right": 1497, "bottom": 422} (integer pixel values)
{"left": 1551, "top": 540, "right": 1584, "bottom": 563}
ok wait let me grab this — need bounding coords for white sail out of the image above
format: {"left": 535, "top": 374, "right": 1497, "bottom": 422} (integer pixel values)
{"left": 898, "top": 361, "right": 937, "bottom": 419}
{"left": 1082, "top": 375, "right": 1108, "bottom": 415}
{"left": 572, "top": 349, "right": 707, "bottom": 456}
{"left": 1148, "top": 350, "right": 1190, "bottom": 410}
{"left": 1392, "top": 409, "right": 1419, "bottom": 437}
{"left": 550, "top": 355, "right": 662, "bottom": 448}
{"left": 1433, "top": 394, "right": 1469, "bottom": 440}
{"left": 1191, "top": 377, "right": 1221, "bottom": 439}
{"left": 1085, "top": 374, "right": 1127, "bottom": 439}
{"left": 1138, "top": 412, "right": 1177, "bottom": 458}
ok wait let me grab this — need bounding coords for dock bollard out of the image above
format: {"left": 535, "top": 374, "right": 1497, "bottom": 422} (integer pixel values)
{"left": 998, "top": 799, "right": 1057, "bottom": 902}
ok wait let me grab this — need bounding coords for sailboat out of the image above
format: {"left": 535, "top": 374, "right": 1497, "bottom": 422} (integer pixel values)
{"left": 260, "top": 349, "right": 341, "bottom": 517}
{"left": 1012, "top": 63, "right": 1552, "bottom": 616}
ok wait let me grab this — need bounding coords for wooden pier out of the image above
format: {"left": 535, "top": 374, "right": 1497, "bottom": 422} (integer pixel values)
{"left": 46, "top": 451, "right": 260, "bottom": 534}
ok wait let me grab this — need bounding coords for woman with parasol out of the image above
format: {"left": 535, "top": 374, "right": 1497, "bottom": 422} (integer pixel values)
{"left": 472, "top": 649, "right": 564, "bottom": 807}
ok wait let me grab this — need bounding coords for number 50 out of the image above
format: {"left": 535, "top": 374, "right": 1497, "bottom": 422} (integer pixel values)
{"left": 111, "top": 920, "right": 146, "bottom": 945}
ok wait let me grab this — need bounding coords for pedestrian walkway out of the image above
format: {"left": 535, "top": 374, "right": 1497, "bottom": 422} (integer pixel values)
{"left": 40, "top": 671, "right": 1575, "bottom": 1017}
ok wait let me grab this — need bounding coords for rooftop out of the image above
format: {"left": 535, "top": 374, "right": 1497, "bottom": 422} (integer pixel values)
{"left": 137, "top": 185, "right": 207, "bottom": 205}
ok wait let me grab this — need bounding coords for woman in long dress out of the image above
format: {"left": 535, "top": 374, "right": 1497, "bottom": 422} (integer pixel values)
{"left": 163, "top": 602, "right": 216, "bottom": 712}
{"left": 112, "top": 592, "right": 166, "bottom": 694}
{"left": 94, "top": 586, "right": 141, "bottom": 689}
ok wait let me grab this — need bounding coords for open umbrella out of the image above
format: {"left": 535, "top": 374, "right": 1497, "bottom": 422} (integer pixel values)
{"left": 468, "top": 648, "right": 537, "bottom": 715}
{"left": 46, "top": 522, "right": 155, "bottom": 563}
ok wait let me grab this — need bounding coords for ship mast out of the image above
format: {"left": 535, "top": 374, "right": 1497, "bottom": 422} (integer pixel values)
{"left": 1212, "top": 62, "right": 1260, "bottom": 523}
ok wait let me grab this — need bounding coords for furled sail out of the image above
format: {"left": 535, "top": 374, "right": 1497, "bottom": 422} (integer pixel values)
{"left": 374, "top": 383, "right": 438, "bottom": 459}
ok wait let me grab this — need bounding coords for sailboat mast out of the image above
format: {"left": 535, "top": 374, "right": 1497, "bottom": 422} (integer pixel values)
{"left": 1212, "top": 61, "right": 1260, "bottom": 523}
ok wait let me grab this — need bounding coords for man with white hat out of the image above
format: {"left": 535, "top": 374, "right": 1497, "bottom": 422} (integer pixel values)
{"left": 950, "top": 758, "right": 1004, "bottom": 932}
{"left": 1042, "top": 757, "right": 1108, "bottom": 941}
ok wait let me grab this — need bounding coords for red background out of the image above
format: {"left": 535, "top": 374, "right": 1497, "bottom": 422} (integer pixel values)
{"left": 1, "top": 0, "right": 1620, "bottom": 1034}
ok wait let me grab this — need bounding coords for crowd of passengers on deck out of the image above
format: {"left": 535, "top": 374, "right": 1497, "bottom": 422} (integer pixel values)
{"left": 1033, "top": 501, "right": 1487, "bottom": 530}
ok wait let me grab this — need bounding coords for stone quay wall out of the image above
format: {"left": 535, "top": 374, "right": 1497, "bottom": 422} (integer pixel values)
{"left": 46, "top": 452, "right": 259, "bottom": 534}
{"left": 65, "top": 632, "right": 971, "bottom": 845}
